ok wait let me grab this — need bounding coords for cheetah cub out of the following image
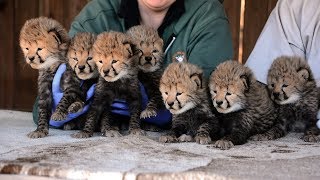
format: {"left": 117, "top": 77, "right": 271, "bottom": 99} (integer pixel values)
{"left": 50, "top": 33, "right": 96, "bottom": 120}
{"left": 19, "top": 17, "right": 69, "bottom": 138}
{"left": 159, "top": 62, "right": 220, "bottom": 144}
{"left": 267, "top": 56, "right": 320, "bottom": 142}
{"left": 209, "top": 60, "right": 278, "bottom": 150}
{"left": 51, "top": 32, "right": 98, "bottom": 130}
{"left": 126, "top": 25, "right": 165, "bottom": 119}
{"left": 72, "top": 31, "right": 144, "bottom": 138}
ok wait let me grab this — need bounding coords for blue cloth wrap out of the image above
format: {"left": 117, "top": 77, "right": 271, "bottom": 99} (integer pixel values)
{"left": 49, "top": 64, "right": 171, "bottom": 128}
{"left": 49, "top": 64, "right": 95, "bottom": 127}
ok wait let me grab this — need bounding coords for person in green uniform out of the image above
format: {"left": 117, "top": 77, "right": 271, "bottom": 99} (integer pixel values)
{"left": 69, "top": 0, "right": 233, "bottom": 76}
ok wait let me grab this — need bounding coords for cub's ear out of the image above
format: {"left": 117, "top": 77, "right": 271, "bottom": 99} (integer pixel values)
{"left": 59, "top": 42, "right": 69, "bottom": 51}
{"left": 48, "top": 29, "right": 62, "bottom": 45}
{"left": 297, "top": 68, "right": 309, "bottom": 81}
{"left": 123, "top": 40, "right": 134, "bottom": 57}
{"left": 240, "top": 74, "right": 250, "bottom": 91}
{"left": 190, "top": 73, "right": 203, "bottom": 89}
{"left": 155, "top": 38, "right": 164, "bottom": 47}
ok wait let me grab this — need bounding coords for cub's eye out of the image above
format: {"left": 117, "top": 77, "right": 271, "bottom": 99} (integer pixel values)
{"left": 282, "top": 84, "right": 288, "bottom": 88}
{"left": 37, "top": 48, "right": 42, "bottom": 51}
{"left": 99, "top": 60, "right": 103, "bottom": 64}
{"left": 213, "top": 90, "right": 217, "bottom": 94}
{"left": 271, "top": 84, "right": 274, "bottom": 88}
{"left": 165, "top": 92, "right": 168, "bottom": 95}
{"left": 112, "top": 60, "right": 118, "bottom": 64}
{"left": 176, "top": 92, "right": 182, "bottom": 96}
{"left": 152, "top": 49, "right": 159, "bottom": 53}
{"left": 73, "top": 57, "right": 78, "bottom": 61}
{"left": 226, "top": 92, "right": 231, "bottom": 96}
{"left": 87, "top": 57, "right": 92, "bottom": 61}
{"left": 25, "top": 48, "right": 29, "bottom": 50}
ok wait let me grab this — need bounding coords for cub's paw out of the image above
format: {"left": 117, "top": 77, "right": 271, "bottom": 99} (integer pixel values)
{"left": 51, "top": 111, "right": 67, "bottom": 121}
{"left": 178, "top": 134, "right": 193, "bottom": 142}
{"left": 213, "top": 139, "right": 234, "bottom": 150}
{"left": 250, "top": 133, "right": 274, "bottom": 141}
{"left": 140, "top": 108, "right": 157, "bottom": 119}
{"left": 71, "top": 131, "right": 93, "bottom": 138}
{"left": 68, "top": 101, "right": 84, "bottom": 114}
{"left": 159, "top": 135, "right": 177, "bottom": 143}
{"left": 195, "top": 134, "right": 211, "bottom": 145}
{"left": 302, "top": 134, "right": 319, "bottom": 142}
{"left": 27, "top": 129, "right": 48, "bottom": 138}
{"left": 102, "top": 130, "right": 122, "bottom": 138}
{"left": 129, "top": 128, "right": 146, "bottom": 136}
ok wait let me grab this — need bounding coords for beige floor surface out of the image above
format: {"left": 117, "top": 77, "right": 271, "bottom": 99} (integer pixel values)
{"left": 0, "top": 110, "right": 320, "bottom": 180}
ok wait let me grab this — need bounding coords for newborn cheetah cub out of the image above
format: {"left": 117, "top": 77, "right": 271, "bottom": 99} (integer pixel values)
{"left": 127, "top": 25, "right": 165, "bottom": 119}
{"left": 159, "top": 62, "right": 220, "bottom": 144}
{"left": 51, "top": 32, "right": 98, "bottom": 130}
{"left": 50, "top": 32, "right": 97, "bottom": 121}
{"left": 72, "top": 31, "right": 144, "bottom": 138}
{"left": 209, "top": 60, "right": 278, "bottom": 150}
{"left": 19, "top": 16, "right": 69, "bottom": 138}
{"left": 267, "top": 56, "right": 320, "bottom": 142}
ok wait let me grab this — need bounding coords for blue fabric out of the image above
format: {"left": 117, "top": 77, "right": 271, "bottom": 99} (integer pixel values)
{"left": 49, "top": 64, "right": 95, "bottom": 127}
{"left": 110, "top": 82, "right": 172, "bottom": 127}
{"left": 49, "top": 64, "right": 172, "bottom": 128}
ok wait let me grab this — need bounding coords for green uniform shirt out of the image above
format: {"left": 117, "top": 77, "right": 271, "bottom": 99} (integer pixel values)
{"left": 69, "top": 0, "right": 233, "bottom": 76}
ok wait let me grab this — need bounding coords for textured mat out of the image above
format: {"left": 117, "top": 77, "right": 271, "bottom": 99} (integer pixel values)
{"left": 0, "top": 110, "right": 320, "bottom": 180}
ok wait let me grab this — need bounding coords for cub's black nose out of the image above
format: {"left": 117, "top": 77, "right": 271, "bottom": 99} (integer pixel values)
{"left": 103, "top": 69, "right": 110, "bottom": 75}
{"left": 78, "top": 65, "right": 85, "bottom": 71}
{"left": 145, "top": 56, "right": 152, "bottom": 62}
{"left": 216, "top": 101, "right": 223, "bottom": 106}
{"left": 273, "top": 92, "right": 280, "bottom": 98}
{"left": 29, "top": 56, "right": 35, "bottom": 61}
{"left": 167, "top": 102, "right": 174, "bottom": 107}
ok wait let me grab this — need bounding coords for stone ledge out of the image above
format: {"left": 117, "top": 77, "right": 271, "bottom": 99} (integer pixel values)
{"left": 0, "top": 110, "right": 319, "bottom": 179}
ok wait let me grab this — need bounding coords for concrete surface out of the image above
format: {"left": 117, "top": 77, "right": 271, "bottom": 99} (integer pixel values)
{"left": 0, "top": 110, "right": 320, "bottom": 180}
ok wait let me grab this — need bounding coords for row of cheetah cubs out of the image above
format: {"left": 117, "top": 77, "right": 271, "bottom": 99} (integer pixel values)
{"left": 20, "top": 17, "right": 319, "bottom": 150}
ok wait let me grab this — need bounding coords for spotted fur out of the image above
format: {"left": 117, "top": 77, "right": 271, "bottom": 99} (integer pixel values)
{"left": 267, "top": 56, "right": 320, "bottom": 142}
{"left": 159, "top": 62, "right": 220, "bottom": 144}
{"left": 209, "top": 60, "right": 278, "bottom": 150}
{"left": 127, "top": 25, "right": 165, "bottom": 119}
{"left": 72, "top": 31, "right": 144, "bottom": 138}
{"left": 19, "top": 17, "right": 69, "bottom": 138}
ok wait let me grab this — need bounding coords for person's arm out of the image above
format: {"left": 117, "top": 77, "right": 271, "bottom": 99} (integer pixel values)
{"left": 245, "top": 0, "right": 320, "bottom": 86}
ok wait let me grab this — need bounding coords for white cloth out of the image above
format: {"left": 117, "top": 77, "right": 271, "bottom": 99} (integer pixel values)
{"left": 245, "top": 0, "right": 320, "bottom": 87}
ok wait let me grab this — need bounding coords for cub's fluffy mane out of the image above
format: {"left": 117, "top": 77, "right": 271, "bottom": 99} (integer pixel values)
{"left": 161, "top": 62, "right": 205, "bottom": 88}
{"left": 20, "top": 16, "right": 69, "bottom": 44}
{"left": 268, "top": 56, "right": 316, "bottom": 88}
{"left": 93, "top": 31, "right": 133, "bottom": 56}
{"left": 211, "top": 60, "right": 255, "bottom": 88}
{"left": 127, "top": 25, "right": 161, "bottom": 43}
{"left": 69, "top": 32, "right": 96, "bottom": 51}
